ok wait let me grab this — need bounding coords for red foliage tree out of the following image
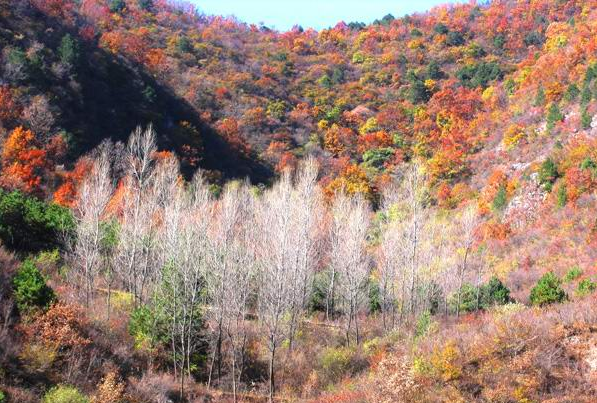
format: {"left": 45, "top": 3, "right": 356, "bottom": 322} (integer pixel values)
{"left": 0, "top": 86, "right": 20, "bottom": 124}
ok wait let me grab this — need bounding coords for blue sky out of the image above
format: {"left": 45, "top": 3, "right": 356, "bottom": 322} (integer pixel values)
{"left": 190, "top": 0, "right": 461, "bottom": 31}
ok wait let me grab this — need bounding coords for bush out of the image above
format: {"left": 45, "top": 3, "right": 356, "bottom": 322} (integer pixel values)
{"left": 449, "top": 283, "right": 478, "bottom": 314}
{"left": 426, "top": 60, "right": 444, "bottom": 80}
{"left": 450, "top": 278, "right": 512, "bottom": 314}
{"left": 137, "top": 0, "right": 154, "bottom": 11}
{"left": 319, "top": 347, "right": 354, "bottom": 385}
{"left": 26, "top": 303, "right": 91, "bottom": 349}
{"left": 128, "top": 373, "right": 177, "bottom": 403}
{"left": 266, "top": 100, "right": 288, "bottom": 120}
{"left": 91, "top": 372, "right": 125, "bottom": 403}
{"left": 493, "top": 34, "right": 505, "bottom": 50}
{"left": 576, "top": 279, "right": 596, "bottom": 297}
{"left": 563, "top": 266, "right": 583, "bottom": 282}
{"left": 308, "top": 270, "right": 332, "bottom": 313}
{"left": 19, "top": 342, "right": 57, "bottom": 373}
{"left": 367, "top": 277, "right": 381, "bottom": 313}
{"left": 373, "top": 354, "right": 421, "bottom": 402}
{"left": 456, "top": 61, "right": 503, "bottom": 88}
{"left": 492, "top": 302, "right": 526, "bottom": 317}
{"left": 362, "top": 148, "right": 394, "bottom": 170}
{"left": 446, "top": 31, "right": 465, "bottom": 46}
{"left": 0, "top": 390, "right": 5, "bottom": 403}
{"left": 415, "top": 310, "right": 433, "bottom": 338}
{"left": 108, "top": 0, "right": 125, "bottom": 12}
{"left": 12, "top": 259, "right": 55, "bottom": 313}
{"left": 433, "top": 23, "right": 449, "bottom": 35}
{"left": 110, "top": 290, "right": 134, "bottom": 311}
{"left": 430, "top": 341, "right": 461, "bottom": 381}
{"left": 35, "top": 249, "right": 61, "bottom": 271}
{"left": 524, "top": 31, "right": 544, "bottom": 46}
{"left": 0, "top": 190, "right": 74, "bottom": 252}
{"left": 529, "top": 272, "right": 568, "bottom": 306}
{"left": 479, "top": 277, "right": 512, "bottom": 308}
{"left": 129, "top": 305, "right": 164, "bottom": 350}
{"left": 43, "top": 385, "right": 88, "bottom": 403}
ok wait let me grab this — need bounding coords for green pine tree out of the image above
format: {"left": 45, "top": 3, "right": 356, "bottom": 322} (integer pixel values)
{"left": 581, "top": 106, "right": 592, "bottom": 130}
{"left": 530, "top": 272, "right": 567, "bottom": 306}
{"left": 12, "top": 259, "right": 56, "bottom": 313}
{"left": 556, "top": 184, "right": 567, "bottom": 208}
{"left": 538, "top": 158, "right": 559, "bottom": 191}
{"left": 580, "top": 83, "right": 592, "bottom": 105}
{"left": 534, "top": 86, "right": 545, "bottom": 106}
{"left": 58, "top": 34, "right": 79, "bottom": 66}
{"left": 492, "top": 184, "right": 508, "bottom": 212}
{"left": 546, "top": 103, "right": 563, "bottom": 131}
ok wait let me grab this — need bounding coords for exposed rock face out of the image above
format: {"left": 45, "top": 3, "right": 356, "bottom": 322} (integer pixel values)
{"left": 587, "top": 344, "right": 597, "bottom": 378}
{"left": 565, "top": 324, "right": 597, "bottom": 383}
{"left": 349, "top": 105, "right": 374, "bottom": 118}
{"left": 504, "top": 174, "right": 547, "bottom": 229}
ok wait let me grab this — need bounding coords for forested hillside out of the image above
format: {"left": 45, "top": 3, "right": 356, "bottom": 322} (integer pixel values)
{"left": 0, "top": 0, "right": 596, "bottom": 402}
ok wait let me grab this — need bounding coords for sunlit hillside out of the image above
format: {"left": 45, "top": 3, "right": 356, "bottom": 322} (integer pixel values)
{"left": 0, "top": 0, "right": 596, "bottom": 402}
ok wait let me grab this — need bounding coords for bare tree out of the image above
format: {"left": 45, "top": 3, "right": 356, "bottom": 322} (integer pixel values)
{"left": 254, "top": 173, "right": 295, "bottom": 402}
{"left": 205, "top": 181, "right": 247, "bottom": 389}
{"left": 3, "top": 47, "right": 27, "bottom": 82}
{"left": 252, "top": 158, "right": 325, "bottom": 402}
{"left": 376, "top": 163, "right": 450, "bottom": 325}
{"left": 69, "top": 149, "right": 113, "bottom": 307}
{"left": 219, "top": 184, "right": 256, "bottom": 402}
{"left": 157, "top": 167, "right": 211, "bottom": 398}
{"left": 22, "top": 95, "right": 56, "bottom": 140}
{"left": 402, "top": 162, "right": 428, "bottom": 316}
{"left": 69, "top": 122, "right": 494, "bottom": 400}
{"left": 376, "top": 217, "right": 403, "bottom": 331}
{"left": 329, "top": 192, "right": 371, "bottom": 345}
{"left": 454, "top": 204, "right": 479, "bottom": 317}
{"left": 286, "top": 157, "right": 324, "bottom": 350}
{"left": 115, "top": 125, "right": 160, "bottom": 304}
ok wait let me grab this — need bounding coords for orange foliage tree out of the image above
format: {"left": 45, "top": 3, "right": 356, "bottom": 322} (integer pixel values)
{"left": 324, "top": 163, "right": 373, "bottom": 200}
{"left": 54, "top": 157, "right": 93, "bottom": 207}
{"left": 23, "top": 303, "right": 91, "bottom": 350}
{"left": 1, "top": 127, "right": 48, "bottom": 193}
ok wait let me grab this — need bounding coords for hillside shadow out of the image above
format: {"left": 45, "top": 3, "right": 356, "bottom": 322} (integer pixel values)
{"left": 4, "top": 5, "right": 272, "bottom": 184}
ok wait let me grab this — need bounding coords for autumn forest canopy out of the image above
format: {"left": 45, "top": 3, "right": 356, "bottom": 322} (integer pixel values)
{"left": 0, "top": 0, "right": 596, "bottom": 402}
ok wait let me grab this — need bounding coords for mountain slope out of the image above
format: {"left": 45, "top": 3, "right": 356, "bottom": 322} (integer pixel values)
{"left": 0, "top": 0, "right": 596, "bottom": 402}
